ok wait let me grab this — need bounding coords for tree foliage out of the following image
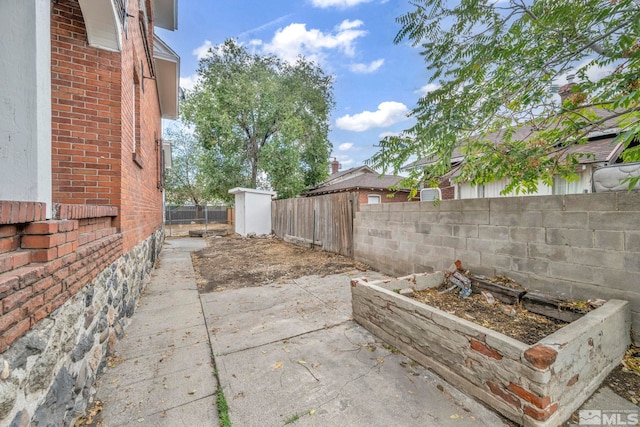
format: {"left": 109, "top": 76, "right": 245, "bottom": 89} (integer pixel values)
{"left": 181, "top": 40, "right": 335, "bottom": 200}
{"left": 164, "top": 126, "right": 210, "bottom": 207}
{"left": 370, "top": 0, "right": 640, "bottom": 194}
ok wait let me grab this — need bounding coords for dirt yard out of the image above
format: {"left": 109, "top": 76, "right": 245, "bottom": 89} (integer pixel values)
{"left": 191, "top": 234, "right": 369, "bottom": 293}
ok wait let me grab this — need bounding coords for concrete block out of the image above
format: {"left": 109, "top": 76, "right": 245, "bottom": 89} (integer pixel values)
{"left": 520, "top": 195, "right": 565, "bottom": 211}
{"left": 437, "top": 211, "right": 463, "bottom": 224}
{"left": 528, "top": 243, "right": 571, "bottom": 262}
{"left": 592, "top": 267, "right": 637, "bottom": 292}
{"left": 418, "top": 201, "right": 440, "bottom": 212}
{"left": 416, "top": 223, "right": 453, "bottom": 236}
{"left": 595, "top": 230, "right": 624, "bottom": 250}
{"left": 545, "top": 228, "right": 593, "bottom": 248}
{"left": 439, "top": 199, "right": 463, "bottom": 212}
{"left": 510, "top": 227, "right": 546, "bottom": 243}
{"left": 460, "top": 198, "right": 490, "bottom": 211}
{"left": 489, "top": 197, "right": 522, "bottom": 213}
{"left": 569, "top": 248, "right": 625, "bottom": 269}
{"left": 589, "top": 211, "right": 640, "bottom": 231}
{"left": 564, "top": 193, "right": 615, "bottom": 211}
{"left": 494, "top": 241, "right": 528, "bottom": 258}
{"left": 453, "top": 224, "right": 479, "bottom": 238}
{"left": 511, "top": 257, "right": 550, "bottom": 276}
{"left": 624, "top": 230, "right": 640, "bottom": 251}
{"left": 399, "top": 288, "right": 414, "bottom": 297}
{"left": 548, "top": 262, "right": 595, "bottom": 284}
{"left": 624, "top": 252, "right": 640, "bottom": 273}
{"left": 462, "top": 210, "right": 490, "bottom": 224}
{"left": 480, "top": 252, "right": 512, "bottom": 270}
{"left": 616, "top": 190, "right": 640, "bottom": 211}
{"left": 414, "top": 271, "right": 444, "bottom": 290}
{"left": 468, "top": 238, "right": 495, "bottom": 253}
{"left": 542, "top": 212, "right": 588, "bottom": 229}
{"left": 478, "top": 225, "right": 509, "bottom": 241}
{"left": 441, "top": 236, "right": 467, "bottom": 250}
{"left": 453, "top": 250, "right": 481, "bottom": 268}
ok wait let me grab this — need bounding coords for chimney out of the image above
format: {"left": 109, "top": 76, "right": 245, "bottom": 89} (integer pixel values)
{"left": 331, "top": 158, "right": 340, "bottom": 175}
{"left": 558, "top": 74, "right": 576, "bottom": 103}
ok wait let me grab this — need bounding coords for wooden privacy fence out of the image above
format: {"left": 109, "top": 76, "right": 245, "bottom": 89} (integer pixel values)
{"left": 272, "top": 192, "right": 358, "bottom": 257}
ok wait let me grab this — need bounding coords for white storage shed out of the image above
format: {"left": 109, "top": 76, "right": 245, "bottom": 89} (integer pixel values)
{"left": 228, "top": 187, "right": 276, "bottom": 236}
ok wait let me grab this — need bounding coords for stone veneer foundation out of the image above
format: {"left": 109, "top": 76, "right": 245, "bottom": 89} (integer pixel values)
{"left": 0, "top": 229, "right": 163, "bottom": 426}
{"left": 351, "top": 276, "right": 631, "bottom": 427}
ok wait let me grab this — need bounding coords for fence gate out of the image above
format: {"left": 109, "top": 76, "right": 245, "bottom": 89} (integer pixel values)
{"left": 271, "top": 192, "right": 358, "bottom": 257}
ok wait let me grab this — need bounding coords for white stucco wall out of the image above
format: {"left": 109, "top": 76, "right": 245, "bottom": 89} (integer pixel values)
{"left": 0, "top": 0, "right": 52, "bottom": 216}
{"left": 229, "top": 188, "right": 276, "bottom": 236}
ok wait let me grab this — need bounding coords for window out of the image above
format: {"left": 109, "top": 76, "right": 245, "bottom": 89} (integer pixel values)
{"left": 367, "top": 194, "right": 381, "bottom": 204}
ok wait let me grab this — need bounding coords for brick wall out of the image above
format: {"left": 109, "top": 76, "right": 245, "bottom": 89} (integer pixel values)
{"left": 51, "top": 1, "right": 122, "bottom": 209}
{"left": 0, "top": 201, "right": 121, "bottom": 352}
{"left": 51, "top": 0, "right": 164, "bottom": 253}
{"left": 354, "top": 192, "right": 640, "bottom": 341}
{"left": 118, "top": 0, "right": 164, "bottom": 252}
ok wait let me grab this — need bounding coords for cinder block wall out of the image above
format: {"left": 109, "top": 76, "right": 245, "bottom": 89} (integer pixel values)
{"left": 354, "top": 192, "right": 640, "bottom": 341}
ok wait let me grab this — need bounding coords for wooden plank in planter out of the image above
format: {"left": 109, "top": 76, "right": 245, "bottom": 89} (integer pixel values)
{"left": 521, "top": 292, "right": 585, "bottom": 323}
{"left": 470, "top": 276, "right": 526, "bottom": 305}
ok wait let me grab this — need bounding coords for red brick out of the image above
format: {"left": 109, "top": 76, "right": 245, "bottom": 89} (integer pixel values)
{"left": 33, "top": 276, "right": 55, "bottom": 294}
{"left": 507, "top": 383, "right": 551, "bottom": 409}
{"left": 470, "top": 339, "right": 503, "bottom": 360}
{"left": 524, "top": 345, "right": 557, "bottom": 370}
{"left": 0, "top": 308, "right": 22, "bottom": 333}
{"left": 12, "top": 251, "right": 32, "bottom": 269}
{"left": 0, "top": 236, "right": 20, "bottom": 253}
{"left": 44, "top": 283, "right": 64, "bottom": 304}
{"left": 566, "top": 374, "right": 579, "bottom": 386}
{"left": 57, "top": 242, "right": 76, "bottom": 257}
{"left": 31, "top": 248, "right": 58, "bottom": 263}
{"left": 16, "top": 265, "right": 47, "bottom": 288}
{"left": 0, "top": 275, "right": 19, "bottom": 300}
{"left": 486, "top": 381, "right": 521, "bottom": 409}
{"left": 22, "top": 234, "right": 66, "bottom": 249}
{"left": 2, "top": 317, "right": 31, "bottom": 350}
{"left": 3, "top": 287, "right": 33, "bottom": 312}
{"left": 523, "top": 403, "right": 558, "bottom": 421}
{"left": 0, "top": 225, "right": 17, "bottom": 238}
{"left": 24, "top": 221, "right": 60, "bottom": 235}
{"left": 23, "top": 294, "right": 45, "bottom": 315}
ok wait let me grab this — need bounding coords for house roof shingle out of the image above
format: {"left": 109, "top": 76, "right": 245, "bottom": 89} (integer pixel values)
{"left": 304, "top": 167, "right": 406, "bottom": 196}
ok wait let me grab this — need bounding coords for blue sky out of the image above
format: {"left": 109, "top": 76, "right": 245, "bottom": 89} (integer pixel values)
{"left": 156, "top": 0, "right": 431, "bottom": 171}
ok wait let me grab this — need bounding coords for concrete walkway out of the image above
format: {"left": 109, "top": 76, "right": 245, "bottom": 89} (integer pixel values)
{"left": 95, "top": 237, "right": 508, "bottom": 426}
{"left": 94, "top": 238, "right": 218, "bottom": 426}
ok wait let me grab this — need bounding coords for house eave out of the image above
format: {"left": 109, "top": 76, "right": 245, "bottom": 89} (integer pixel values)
{"left": 153, "top": 34, "right": 180, "bottom": 119}
{"left": 77, "top": 0, "right": 122, "bottom": 52}
{"left": 153, "top": 0, "right": 178, "bottom": 31}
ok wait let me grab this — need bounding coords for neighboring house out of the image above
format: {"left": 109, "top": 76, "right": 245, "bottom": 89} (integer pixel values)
{"left": 405, "top": 83, "right": 635, "bottom": 200}
{"left": 304, "top": 159, "right": 416, "bottom": 205}
{"left": 0, "top": 0, "right": 178, "bottom": 424}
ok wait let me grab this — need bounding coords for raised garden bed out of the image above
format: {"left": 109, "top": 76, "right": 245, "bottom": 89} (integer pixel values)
{"left": 351, "top": 274, "right": 631, "bottom": 427}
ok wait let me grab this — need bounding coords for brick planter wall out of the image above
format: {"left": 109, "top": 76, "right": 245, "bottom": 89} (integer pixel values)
{"left": 351, "top": 279, "right": 631, "bottom": 426}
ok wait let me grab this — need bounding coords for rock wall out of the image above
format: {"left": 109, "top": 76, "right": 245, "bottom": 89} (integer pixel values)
{"left": 0, "top": 228, "right": 163, "bottom": 426}
{"left": 351, "top": 279, "right": 631, "bottom": 427}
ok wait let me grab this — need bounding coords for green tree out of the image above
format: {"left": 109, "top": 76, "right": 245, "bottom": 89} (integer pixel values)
{"left": 164, "top": 126, "right": 209, "bottom": 211}
{"left": 181, "top": 39, "right": 334, "bottom": 199}
{"left": 370, "top": 0, "right": 640, "bottom": 194}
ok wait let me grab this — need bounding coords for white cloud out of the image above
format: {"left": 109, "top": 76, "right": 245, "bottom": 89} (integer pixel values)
{"left": 349, "top": 59, "right": 384, "bottom": 74}
{"left": 311, "top": 0, "right": 373, "bottom": 8}
{"left": 193, "top": 40, "right": 215, "bottom": 60}
{"left": 338, "top": 142, "right": 354, "bottom": 151}
{"left": 336, "top": 102, "right": 410, "bottom": 132}
{"left": 378, "top": 131, "right": 401, "bottom": 139}
{"left": 261, "top": 21, "right": 366, "bottom": 63}
{"left": 180, "top": 74, "right": 200, "bottom": 91}
{"left": 415, "top": 83, "right": 441, "bottom": 95}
